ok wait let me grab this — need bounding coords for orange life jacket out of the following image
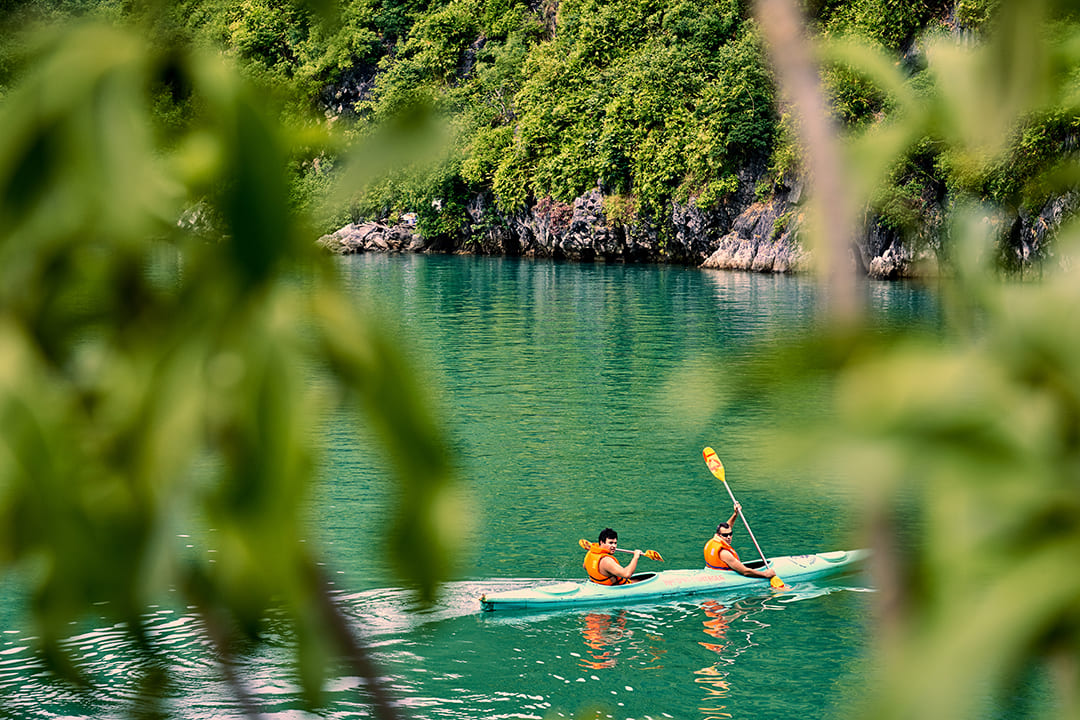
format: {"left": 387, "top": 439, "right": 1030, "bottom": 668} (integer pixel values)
{"left": 583, "top": 543, "right": 630, "bottom": 585}
{"left": 704, "top": 536, "right": 739, "bottom": 570}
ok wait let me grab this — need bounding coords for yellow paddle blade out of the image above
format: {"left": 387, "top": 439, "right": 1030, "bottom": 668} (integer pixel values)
{"left": 770, "top": 575, "right": 789, "bottom": 590}
{"left": 644, "top": 549, "right": 665, "bottom": 562}
{"left": 702, "top": 446, "right": 726, "bottom": 482}
{"left": 578, "top": 538, "right": 591, "bottom": 550}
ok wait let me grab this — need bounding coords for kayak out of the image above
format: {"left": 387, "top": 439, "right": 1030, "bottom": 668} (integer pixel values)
{"left": 478, "top": 549, "right": 870, "bottom": 612}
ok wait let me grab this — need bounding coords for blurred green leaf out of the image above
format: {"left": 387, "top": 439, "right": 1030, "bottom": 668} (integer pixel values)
{"left": 313, "top": 288, "right": 466, "bottom": 603}
{"left": 747, "top": 3, "right": 1080, "bottom": 718}
{"left": 0, "top": 11, "right": 458, "bottom": 717}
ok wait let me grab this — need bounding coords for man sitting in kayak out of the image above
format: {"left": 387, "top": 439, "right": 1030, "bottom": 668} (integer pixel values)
{"left": 704, "top": 502, "right": 776, "bottom": 580}
{"left": 583, "top": 528, "right": 642, "bottom": 585}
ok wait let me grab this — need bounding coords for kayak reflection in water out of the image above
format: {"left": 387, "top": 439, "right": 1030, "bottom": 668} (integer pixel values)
{"left": 579, "top": 610, "right": 665, "bottom": 671}
{"left": 695, "top": 662, "right": 733, "bottom": 720}
{"left": 703, "top": 502, "right": 776, "bottom": 580}
{"left": 699, "top": 599, "right": 731, "bottom": 654}
{"left": 696, "top": 603, "right": 734, "bottom": 720}
{"left": 583, "top": 528, "right": 643, "bottom": 585}
{"left": 579, "top": 611, "right": 627, "bottom": 669}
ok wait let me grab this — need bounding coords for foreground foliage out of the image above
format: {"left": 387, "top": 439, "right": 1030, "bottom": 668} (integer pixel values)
{"left": 720, "top": 1, "right": 1080, "bottom": 718}
{"left": 0, "top": 5, "right": 458, "bottom": 717}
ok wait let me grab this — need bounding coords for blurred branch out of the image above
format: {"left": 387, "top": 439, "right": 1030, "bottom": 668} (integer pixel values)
{"left": 308, "top": 561, "right": 402, "bottom": 720}
{"left": 196, "top": 605, "right": 268, "bottom": 720}
{"left": 754, "top": 0, "right": 860, "bottom": 322}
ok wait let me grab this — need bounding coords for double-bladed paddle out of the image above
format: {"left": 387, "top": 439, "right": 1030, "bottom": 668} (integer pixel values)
{"left": 577, "top": 538, "right": 664, "bottom": 562}
{"left": 702, "top": 446, "right": 788, "bottom": 590}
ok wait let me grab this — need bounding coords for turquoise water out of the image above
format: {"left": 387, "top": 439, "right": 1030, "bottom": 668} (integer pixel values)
{"left": 0, "top": 255, "right": 940, "bottom": 719}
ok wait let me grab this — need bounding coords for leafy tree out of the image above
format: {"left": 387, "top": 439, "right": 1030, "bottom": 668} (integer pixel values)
{"left": 490, "top": 0, "right": 776, "bottom": 218}
{"left": 729, "top": 3, "right": 1080, "bottom": 719}
{"left": 0, "top": 5, "right": 459, "bottom": 717}
{"left": 817, "top": 0, "right": 953, "bottom": 51}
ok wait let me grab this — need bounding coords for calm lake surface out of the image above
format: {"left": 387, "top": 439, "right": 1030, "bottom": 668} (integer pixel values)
{"left": 1, "top": 254, "right": 941, "bottom": 719}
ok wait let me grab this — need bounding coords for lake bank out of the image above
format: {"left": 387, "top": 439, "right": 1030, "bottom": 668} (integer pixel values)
{"left": 318, "top": 182, "right": 1076, "bottom": 280}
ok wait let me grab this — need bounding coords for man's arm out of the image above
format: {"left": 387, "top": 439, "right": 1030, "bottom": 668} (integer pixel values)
{"left": 726, "top": 501, "right": 740, "bottom": 528}
{"left": 720, "top": 549, "right": 776, "bottom": 579}
{"left": 599, "top": 550, "right": 642, "bottom": 580}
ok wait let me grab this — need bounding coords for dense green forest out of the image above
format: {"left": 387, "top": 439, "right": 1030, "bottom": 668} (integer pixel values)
{"left": 6, "top": 0, "right": 1066, "bottom": 258}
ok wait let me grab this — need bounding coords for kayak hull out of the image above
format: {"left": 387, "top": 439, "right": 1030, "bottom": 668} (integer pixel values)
{"left": 478, "top": 549, "right": 870, "bottom": 611}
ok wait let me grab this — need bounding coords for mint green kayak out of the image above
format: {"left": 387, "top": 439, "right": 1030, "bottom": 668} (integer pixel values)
{"left": 478, "top": 549, "right": 870, "bottom": 612}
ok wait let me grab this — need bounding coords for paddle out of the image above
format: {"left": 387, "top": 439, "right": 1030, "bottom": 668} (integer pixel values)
{"left": 577, "top": 538, "right": 664, "bottom": 562}
{"left": 702, "top": 447, "right": 788, "bottom": 589}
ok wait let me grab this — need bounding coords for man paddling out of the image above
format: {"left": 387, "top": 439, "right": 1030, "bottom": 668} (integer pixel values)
{"left": 583, "top": 528, "right": 642, "bottom": 585}
{"left": 704, "top": 502, "right": 776, "bottom": 580}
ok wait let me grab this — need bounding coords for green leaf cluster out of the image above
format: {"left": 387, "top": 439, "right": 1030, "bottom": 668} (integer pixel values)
{"left": 710, "top": 3, "right": 1080, "bottom": 718}
{"left": 815, "top": 0, "right": 953, "bottom": 52}
{"left": 167, "top": 0, "right": 780, "bottom": 231}
{"left": 488, "top": 0, "right": 777, "bottom": 217}
{"left": 0, "top": 7, "right": 461, "bottom": 714}
{"left": 800, "top": 0, "right": 1080, "bottom": 264}
{"left": 169, "top": 0, "right": 399, "bottom": 101}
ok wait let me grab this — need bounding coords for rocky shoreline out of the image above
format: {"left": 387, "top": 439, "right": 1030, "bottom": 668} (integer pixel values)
{"left": 318, "top": 179, "right": 1077, "bottom": 279}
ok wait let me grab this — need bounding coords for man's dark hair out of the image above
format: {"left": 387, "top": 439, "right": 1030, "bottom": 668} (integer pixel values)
{"left": 715, "top": 522, "right": 732, "bottom": 535}
{"left": 599, "top": 527, "right": 617, "bottom": 543}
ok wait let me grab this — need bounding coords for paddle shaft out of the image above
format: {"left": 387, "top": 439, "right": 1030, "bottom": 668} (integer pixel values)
{"left": 718, "top": 476, "right": 774, "bottom": 573}
{"left": 577, "top": 538, "right": 663, "bottom": 562}
{"left": 611, "top": 547, "right": 642, "bottom": 557}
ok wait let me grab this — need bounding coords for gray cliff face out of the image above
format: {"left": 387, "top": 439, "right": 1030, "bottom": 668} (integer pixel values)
{"left": 1002, "top": 192, "right": 1080, "bottom": 271}
{"left": 318, "top": 180, "right": 1076, "bottom": 278}
{"left": 700, "top": 177, "right": 810, "bottom": 273}
{"left": 699, "top": 202, "right": 810, "bottom": 274}
{"left": 857, "top": 215, "right": 941, "bottom": 280}
{"left": 316, "top": 221, "right": 427, "bottom": 254}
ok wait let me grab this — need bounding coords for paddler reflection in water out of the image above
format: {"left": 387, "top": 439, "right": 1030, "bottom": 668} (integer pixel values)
{"left": 583, "top": 528, "right": 642, "bottom": 585}
{"left": 704, "top": 502, "right": 776, "bottom": 580}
